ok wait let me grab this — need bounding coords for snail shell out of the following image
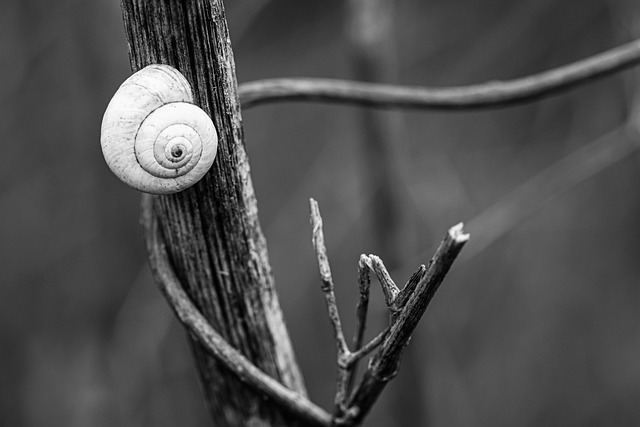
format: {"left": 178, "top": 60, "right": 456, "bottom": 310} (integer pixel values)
{"left": 101, "top": 64, "right": 218, "bottom": 194}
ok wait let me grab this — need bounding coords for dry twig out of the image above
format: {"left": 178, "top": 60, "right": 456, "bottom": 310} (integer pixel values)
{"left": 140, "top": 191, "right": 469, "bottom": 427}
{"left": 363, "top": 255, "right": 399, "bottom": 309}
{"left": 352, "top": 254, "right": 372, "bottom": 354}
{"left": 310, "top": 198, "right": 353, "bottom": 417}
{"left": 348, "top": 255, "right": 372, "bottom": 392}
{"left": 310, "top": 199, "right": 469, "bottom": 426}
{"left": 239, "top": 38, "right": 640, "bottom": 110}
{"left": 311, "top": 199, "right": 391, "bottom": 420}
{"left": 343, "top": 224, "right": 469, "bottom": 426}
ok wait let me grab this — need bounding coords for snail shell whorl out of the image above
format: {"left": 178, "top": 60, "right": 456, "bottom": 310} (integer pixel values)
{"left": 101, "top": 64, "right": 218, "bottom": 194}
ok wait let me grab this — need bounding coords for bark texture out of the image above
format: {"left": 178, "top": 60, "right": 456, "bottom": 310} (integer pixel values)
{"left": 120, "top": 1, "right": 306, "bottom": 425}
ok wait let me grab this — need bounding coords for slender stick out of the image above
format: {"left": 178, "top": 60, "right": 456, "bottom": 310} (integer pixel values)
{"left": 239, "top": 38, "right": 640, "bottom": 110}
{"left": 310, "top": 198, "right": 350, "bottom": 356}
{"left": 348, "top": 255, "right": 372, "bottom": 393}
{"left": 309, "top": 198, "right": 351, "bottom": 417}
{"left": 364, "top": 255, "right": 400, "bottom": 309}
{"left": 352, "top": 254, "right": 372, "bottom": 353}
{"left": 141, "top": 195, "right": 331, "bottom": 427}
{"left": 348, "top": 327, "right": 390, "bottom": 364}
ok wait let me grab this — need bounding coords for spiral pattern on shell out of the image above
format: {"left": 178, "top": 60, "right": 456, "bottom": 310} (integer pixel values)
{"left": 100, "top": 64, "right": 218, "bottom": 194}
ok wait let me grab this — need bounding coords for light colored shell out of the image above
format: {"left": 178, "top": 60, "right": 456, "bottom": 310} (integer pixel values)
{"left": 101, "top": 64, "right": 218, "bottom": 194}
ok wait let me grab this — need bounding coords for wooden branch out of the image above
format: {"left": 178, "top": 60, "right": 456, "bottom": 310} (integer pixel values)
{"left": 120, "top": 1, "right": 305, "bottom": 425}
{"left": 393, "top": 264, "right": 428, "bottom": 312}
{"left": 141, "top": 195, "right": 332, "bottom": 427}
{"left": 239, "top": 38, "right": 640, "bottom": 110}
{"left": 363, "top": 255, "right": 399, "bottom": 309}
{"left": 348, "top": 255, "right": 372, "bottom": 392}
{"left": 343, "top": 224, "right": 469, "bottom": 426}
{"left": 309, "top": 198, "right": 352, "bottom": 419}
{"left": 352, "top": 254, "right": 372, "bottom": 354}
{"left": 310, "top": 199, "right": 350, "bottom": 356}
{"left": 348, "top": 327, "right": 390, "bottom": 364}
{"left": 309, "top": 200, "right": 468, "bottom": 426}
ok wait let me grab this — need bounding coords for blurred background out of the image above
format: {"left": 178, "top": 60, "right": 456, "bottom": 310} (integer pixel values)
{"left": 2, "top": 0, "right": 640, "bottom": 425}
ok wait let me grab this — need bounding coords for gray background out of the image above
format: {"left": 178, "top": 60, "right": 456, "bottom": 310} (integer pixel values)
{"left": 2, "top": 0, "right": 639, "bottom": 425}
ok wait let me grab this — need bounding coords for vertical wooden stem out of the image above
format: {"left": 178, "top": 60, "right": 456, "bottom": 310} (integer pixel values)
{"left": 120, "top": 1, "right": 306, "bottom": 425}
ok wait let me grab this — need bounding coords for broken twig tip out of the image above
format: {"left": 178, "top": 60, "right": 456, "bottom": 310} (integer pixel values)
{"left": 358, "top": 254, "right": 371, "bottom": 270}
{"left": 309, "top": 198, "right": 319, "bottom": 214}
{"left": 449, "top": 222, "right": 470, "bottom": 242}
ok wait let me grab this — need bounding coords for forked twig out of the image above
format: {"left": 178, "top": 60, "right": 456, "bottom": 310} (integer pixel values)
{"left": 343, "top": 224, "right": 469, "bottom": 426}
{"left": 311, "top": 198, "right": 392, "bottom": 420}
{"left": 310, "top": 199, "right": 469, "bottom": 426}
{"left": 144, "top": 192, "right": 466, "bottom": 427}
